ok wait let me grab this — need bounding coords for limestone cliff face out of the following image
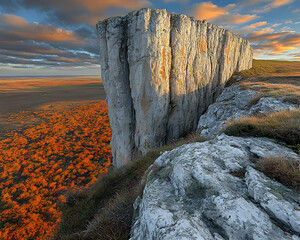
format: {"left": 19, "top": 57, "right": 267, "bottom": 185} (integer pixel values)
{"left": 97, "top": 8, "right": 253, "bottom": 168}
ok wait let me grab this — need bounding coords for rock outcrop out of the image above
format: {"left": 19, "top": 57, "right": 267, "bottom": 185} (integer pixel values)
{"left": 130, "top": 134, "right": 300, "bottom": 240}
{"left": 197, "top": 83, "right": 297, "bottom": 138}
{"left": 97, "top": 8, "right": 253, "bottom": 167}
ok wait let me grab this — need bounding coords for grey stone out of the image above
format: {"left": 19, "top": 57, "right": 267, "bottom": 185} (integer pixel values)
{"left": 197, "top": 84, "right": 297, "bottom": 138}
{"left": 130, "top": 134, "right": 300, "bottom": 240}
{"left": 97, "top": 8, "right": 253, "bottom": 168}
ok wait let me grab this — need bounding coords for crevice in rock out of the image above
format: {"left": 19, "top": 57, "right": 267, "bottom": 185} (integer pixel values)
{"left": 247, "top": 193, "right": 300, "bottom": 237}
{"left": 124, "top": 17, "right": 138, "bottom": 160}
{"left": 201, "top": 214, "right": 229, "bottom": 240}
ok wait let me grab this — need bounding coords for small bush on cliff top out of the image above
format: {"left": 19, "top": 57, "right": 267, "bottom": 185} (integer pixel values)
{"left": 224, "top": 110, "right": 300, "bottom": 154}
{"left": 54, "top": 133, "right": 207, "bottom": 240}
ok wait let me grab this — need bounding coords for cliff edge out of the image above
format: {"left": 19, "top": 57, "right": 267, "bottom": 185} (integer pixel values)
{"left": 97, "top": 8, "right": 253, "bottom": 168}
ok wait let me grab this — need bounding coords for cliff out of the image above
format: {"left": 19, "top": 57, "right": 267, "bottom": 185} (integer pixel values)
{"left": 96, "top": 8, "right": 253, "bottom": 168}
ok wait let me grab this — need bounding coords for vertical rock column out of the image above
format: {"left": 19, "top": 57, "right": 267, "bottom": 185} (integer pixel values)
{"left": 97, "top": 8, "right": 253, "bottom": 168}
{"left": 127, "top": 9, "right": 172, "bottom": 155}
{"left": 97, "top": 18, "right": 136, "bottom": 168}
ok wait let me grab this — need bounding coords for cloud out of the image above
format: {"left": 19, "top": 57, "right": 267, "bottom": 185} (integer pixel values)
{"left": 0, "top": 0, "right": 153, "bottom": 71}
{"left": 0, "top": 13, "right": 99, "bottom": 69}
{"left": 0, "top": 14, "right": 84, "bottom": 43}
{"left": 191, "top": 2, "right": 257, "bottom": 25}
{"left": 271, "top": 23, "right": 282, "bottom": 27}
{"left": 163, "top": 0, "right": 188, "bottom": 3}
{"left": 288, "top": 52, "right": 300, "bottom": 61}
{"left": 244, "top": 29, "right": 300, "bottom": 54}
{"left": 270, "top": 0, "right": 293, "bottom": 7}
{"left": 242, "top": 21, "right": 267, "bottom": 29}
{"left": 252, "top": 0, "right": 293, "bottom": 13}
{"left": 1, "top": 0, "right": 151, "bottom": 26}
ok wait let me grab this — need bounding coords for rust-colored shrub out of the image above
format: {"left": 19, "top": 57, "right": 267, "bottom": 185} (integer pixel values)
{"left": 0, "top": 101, "right": 111, "bottom": 240}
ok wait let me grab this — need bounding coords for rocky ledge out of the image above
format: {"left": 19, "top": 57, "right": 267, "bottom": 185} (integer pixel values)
{"left": 197, "top": 83, "right": 297, "bottom": 138}
{"left": 131, "top": 134, "right": 300, "bottom": 240}
{"left": 97, "top": 8, "right": 253, "bottom": 167}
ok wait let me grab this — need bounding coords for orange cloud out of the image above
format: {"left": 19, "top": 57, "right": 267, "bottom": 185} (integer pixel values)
{"left": 0, "top": 13, "right": 84, "bottom": 43}
{"left": 50, "top": 57, "right": 98, "bottom": 64}
{"left": 0, "top": 14, "right": 27, "bottom": 27}
{"left": 5, "top": 0, "right": 151, "bottom": 25}
{"left": 256, "top": 41, "right": 295, "bottom": 54}
{"left": 81, "top": 0, "right": 151, "bottom": 12}
{"left": 192, "top": 2, "right": 232, "bottom": 21}
{"left": 228, "top": 14, "right": 257, "bottom": 24}
{"left": 245, "top": 29, "right": 300, "bottom": 55}
{"left": 246, "top": 30, "right": 290, "bottom": 42}
{"left": 253, "top": 0, "right": 293, "bottom": 13}
{"left": 289, "top": 52, "right": 300, "bottom": 61}
{"left": 242, "top": 21, "right": 267, "bottom": 29}
{"left": 271, "top": 0, "right": 293, "bottom": 7}
{"left": 192, "top": 1, "right": 257, "bottom": 24}
{"left": 41, "top": 0, "right": 151, "bottom": 12}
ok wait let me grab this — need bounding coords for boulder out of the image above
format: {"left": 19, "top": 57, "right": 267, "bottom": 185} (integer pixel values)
{"left": 130, "top": 134, "right": 300, "bottom": 240}
{"left": 97, "top": 8, "right": 253, "bottom": 167}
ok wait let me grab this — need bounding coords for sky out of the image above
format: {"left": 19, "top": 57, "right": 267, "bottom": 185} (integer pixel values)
{"left": 0, "top": 0, "right": 299, "bottom": 76}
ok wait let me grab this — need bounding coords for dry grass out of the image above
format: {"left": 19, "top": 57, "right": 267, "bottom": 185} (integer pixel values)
{"left": 240, "top": 81, "right": 300, "bottom": 107}
{"left": 240, "top": 59, "right": 300, "bottom": 77}
{"left": 256, "top": 157, "right": 300, "bottom": 192}
{"left": 54, "top": 133, "right": 207, "bottom": 240}
{"left": 229, "top": 60, "right": 300, "bottom": 107}
{"left": 224, "top": 110, "right": 300, "bottom": 154}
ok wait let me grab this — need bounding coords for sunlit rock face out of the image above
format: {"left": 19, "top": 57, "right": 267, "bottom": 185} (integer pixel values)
{"left": 97, "top": 8, "right": 253, "bottom": 168}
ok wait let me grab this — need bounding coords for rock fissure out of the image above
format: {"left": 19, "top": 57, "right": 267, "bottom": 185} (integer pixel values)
{"left": 130, "top": 135, "right": 300, "bottom": 239}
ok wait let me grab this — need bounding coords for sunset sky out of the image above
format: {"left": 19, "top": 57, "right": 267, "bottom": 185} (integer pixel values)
{"left": 0, "top": 0, "right": 299, "bottom": 76}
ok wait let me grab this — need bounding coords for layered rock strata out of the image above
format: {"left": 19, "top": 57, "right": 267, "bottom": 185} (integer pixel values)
{"left": 97, "top": 8, "right": 253, "bottom": 167}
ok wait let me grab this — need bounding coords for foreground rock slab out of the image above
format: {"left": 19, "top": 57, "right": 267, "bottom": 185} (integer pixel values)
{"left": 97, "top": 8, "right": 253, "bottom": 167}
{"left": 130, "top": 134, "right": 300, "bottom": 240}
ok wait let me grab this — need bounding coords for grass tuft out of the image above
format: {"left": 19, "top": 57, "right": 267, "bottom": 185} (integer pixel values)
{"left": 54, "top": 133, "right": 207, "bottom": 240}
{"left": 224, "top": 110, "right": 300, "bottom": 154}
{"left": 256, "top": 157, "right": 300, "bottom": 192}
{"left": 240, "top": 81, "right": 300, "bottom": 107}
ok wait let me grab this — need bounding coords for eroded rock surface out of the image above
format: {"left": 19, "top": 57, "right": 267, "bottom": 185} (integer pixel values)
{"left": 97, "top": 8, "right": 253, "bottom": 167}
{"left": 130, "top": 134, "right": 300, "bottom": 240}
{"left": 197, "top": 84, "right": 297, "bottom": 138}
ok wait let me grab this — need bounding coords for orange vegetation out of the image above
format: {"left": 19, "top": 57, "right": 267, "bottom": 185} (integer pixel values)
{"left": 0, "top": 76, "right": 101, "bottom": 92}
{"left": 0, "top": 101, "right": 112, "bottom": 239}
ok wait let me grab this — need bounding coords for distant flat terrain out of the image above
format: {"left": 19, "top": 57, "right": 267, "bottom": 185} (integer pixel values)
{"left": 0, "top": 76, "right": 105, "bottom": 137}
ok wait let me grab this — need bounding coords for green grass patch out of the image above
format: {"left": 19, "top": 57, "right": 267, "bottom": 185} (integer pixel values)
{"left": 54, "top": 133, "right": 207, "bottom": 240}
{"left": 224, "top": 110, "right": 300, "bottom": 154}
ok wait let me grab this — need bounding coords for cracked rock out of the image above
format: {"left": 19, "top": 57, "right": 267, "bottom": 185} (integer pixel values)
{"left": 130, "top": 134, "right": 300, "bottom": 240}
